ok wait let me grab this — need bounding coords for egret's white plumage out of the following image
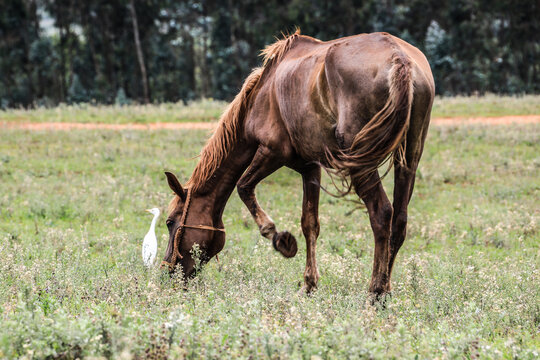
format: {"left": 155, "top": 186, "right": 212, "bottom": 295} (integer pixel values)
{"left": 143, "top": 208, "right": 160, "bottom": 267}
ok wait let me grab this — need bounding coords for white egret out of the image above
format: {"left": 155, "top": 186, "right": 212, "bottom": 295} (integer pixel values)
{"left": 143, "top": 208, "right": 160, "bottom": 267}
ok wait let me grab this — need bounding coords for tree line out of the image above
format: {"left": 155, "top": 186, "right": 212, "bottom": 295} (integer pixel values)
{"left": 1, "top": 0, "right": 538, "bottom": 108}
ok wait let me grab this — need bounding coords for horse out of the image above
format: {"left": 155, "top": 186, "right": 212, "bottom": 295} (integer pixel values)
{"left": 162, "top": 30, "right": 434, "bottom": 297}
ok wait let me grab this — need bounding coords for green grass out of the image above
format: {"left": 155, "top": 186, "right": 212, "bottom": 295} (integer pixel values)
{"left": 0, "top": 122, "right": 538, "bottom": 358}
{"left": 0, "top": 99, "right": 227, "bottom": 124}
{"left": 431, "top": 94, "right": 540, "bottom": 118}
{"left": 1, "top": 95, "right": 539, "bottom": 124}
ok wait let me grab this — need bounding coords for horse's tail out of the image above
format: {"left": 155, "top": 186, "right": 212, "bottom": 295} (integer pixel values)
{"left": 326, "top": 51, "right": 414, "bottom": 197}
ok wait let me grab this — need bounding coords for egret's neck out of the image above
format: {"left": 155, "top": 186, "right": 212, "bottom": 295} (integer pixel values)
{"left": 149, "top": 214, "right": 159, "bottom": 233}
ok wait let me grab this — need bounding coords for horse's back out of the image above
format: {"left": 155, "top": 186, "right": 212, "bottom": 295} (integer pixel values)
{"left": 246, "top": 32, "right": 434, "bottom": 162}
{"left": 245, "top": 36, "right": 335, "bottom": 160}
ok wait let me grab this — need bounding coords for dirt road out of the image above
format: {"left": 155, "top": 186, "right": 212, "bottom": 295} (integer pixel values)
{"left": 1, "top": 115, "right": 538, "bottom": 131}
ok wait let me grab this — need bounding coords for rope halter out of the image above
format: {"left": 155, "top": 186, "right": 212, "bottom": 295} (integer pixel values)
{"left": 161, "top": 188, "right": 225, "bottom": 270}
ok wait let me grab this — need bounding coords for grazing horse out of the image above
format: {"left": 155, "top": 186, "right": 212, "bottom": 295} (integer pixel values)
{"left": 162, "top": 30, "right": 434, "bottom": 296}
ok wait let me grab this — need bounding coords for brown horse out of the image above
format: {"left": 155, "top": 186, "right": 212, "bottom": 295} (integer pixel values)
{"left": 162, "top": 30, "right": 434, "bottom": 296}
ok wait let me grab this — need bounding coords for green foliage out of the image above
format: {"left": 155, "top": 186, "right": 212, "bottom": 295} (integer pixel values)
{"left": 0, "top": 112, "right": 538, "bottom": 357}
{"left": 425, "top": 21, "right": 454, "bottom": 95}
{"left": 114, "top": 88, "right": 131, "bottom": 106}
{"left": 67, "top": 75, "right": 89, "bottom": 104}
{"left": 1, "top": 1, "right": 538, "bottom": 108}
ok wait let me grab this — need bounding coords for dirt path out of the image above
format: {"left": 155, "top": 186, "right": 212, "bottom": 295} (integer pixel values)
{"left": 0, "top": 121, "right": 218, "bottom": 131}
{"left": 1, "top": 115, "right": 538, "bottom": 131}
{"left": 431, "top": 115, "right": 539, "bottom": 126}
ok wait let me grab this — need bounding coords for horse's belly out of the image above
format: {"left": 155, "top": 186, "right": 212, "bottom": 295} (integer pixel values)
{"left": 285, "top": 113, "right": 336, "bottom": 161}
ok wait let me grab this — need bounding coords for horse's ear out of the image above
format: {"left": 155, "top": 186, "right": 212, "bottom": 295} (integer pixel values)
{"left": 165, "top": 172, "right": 186, "bottom": 201}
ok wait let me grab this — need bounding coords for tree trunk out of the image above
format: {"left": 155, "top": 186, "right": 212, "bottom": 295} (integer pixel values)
{"left": 80, "top": 2, "right": 101, "bottom": 81}
{"left": 96, "top": 7, "right": 115, "bottom": 102}
{"left": 128, "top": 0, "right": 150, "bottom": 104}
{"left": 55, "top": 1, "right": 67, "bottom": 102}
{"left": 182, "top": 29, "right": 196, "bottom": 98}
{"left": 22, "top": 0, "right": 36, "bottom": 105}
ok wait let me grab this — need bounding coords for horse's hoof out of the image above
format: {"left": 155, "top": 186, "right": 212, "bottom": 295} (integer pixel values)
{"left": 298, "top": 284, "right": 317, "bottom": 296}
{"left": 368, "top": 291, "right": 392, "bottom": 308}
{"left": 272, "top": 231, "right": 297, "bottom": 258}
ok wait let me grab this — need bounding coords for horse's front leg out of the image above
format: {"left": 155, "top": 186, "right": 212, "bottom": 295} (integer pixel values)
{"left": 298, "top": 165, "right": 321, "bottom": 293}
{"left": 237, "top": 146, "right": 298, "bottom": 258}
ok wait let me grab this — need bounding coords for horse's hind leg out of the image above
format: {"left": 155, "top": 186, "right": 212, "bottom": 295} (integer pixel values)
{"left": 298, "top": 164, "right": 321, "bottom": 293}
{"left": 388, "top": 122, "right": 429, "bottom": 282}
{"left": 354, "top": 173, "right": 393, "bottom": 296}
{"left": 237, "top": 146, "right": 298, "bottom": 258}
{"left": 388, "top": 163, "right": 415, "bottom": 280}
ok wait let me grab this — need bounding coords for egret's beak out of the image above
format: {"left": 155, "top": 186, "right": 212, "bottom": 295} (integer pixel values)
{"left": 145, "top": 209, "right": 152, "bottom": 213}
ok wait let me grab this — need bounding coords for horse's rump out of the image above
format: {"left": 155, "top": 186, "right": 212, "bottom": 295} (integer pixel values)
{"left": 261, "top": 32, "right": 420, "bottom": 196}
{"left": 324, "top": 40, "right": 415, "bottom": 196}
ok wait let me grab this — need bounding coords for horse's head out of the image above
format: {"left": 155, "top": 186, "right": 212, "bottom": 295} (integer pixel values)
{"left": 161, "top": 172, "right": 225, "bottom": 278}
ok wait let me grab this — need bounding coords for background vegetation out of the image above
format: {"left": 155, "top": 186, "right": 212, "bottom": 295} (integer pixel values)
{"left": 0, "top": 116, "right": 538, "bottom": 358}
{"left": 1, "top": 95, "right": 539, "bottom": 124}
{"left": 1, "top": 0, "right": 538, "bottom": 108}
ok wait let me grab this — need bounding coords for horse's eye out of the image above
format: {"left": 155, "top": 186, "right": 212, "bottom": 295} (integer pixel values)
{"left": 166, "top": 220, "right": 173, "bottom": 228}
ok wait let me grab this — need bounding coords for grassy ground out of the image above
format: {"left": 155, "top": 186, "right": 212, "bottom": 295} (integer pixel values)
{"left": 0, "top": 99, "right": 227, "bottom": 124}
{"left": 1, "top": 95, "right": 539, "bottom": 124}
{"left": 431, "top": 94, "right": 540, "bottom": 118}
{"left": 0, "top": 121, "right": 538, "bottom": 358}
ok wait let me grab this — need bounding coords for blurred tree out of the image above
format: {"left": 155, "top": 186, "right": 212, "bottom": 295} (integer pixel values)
{"left": 128, "top": 0, "right": 150, "bottom": 103}
{"left": 0, "top": 0, "right": 41, "bottom": 107}
{"left": 0, "top": 0, "right": 537, "bottom": 107}
{"left": 115, "top": 87, "right": 131, "bottom": 105}
{"left": 424, "top": 20, "right": 454, "bottom": 95}
{"left": 67, "top": 73, "right": 88, "bottom": 103}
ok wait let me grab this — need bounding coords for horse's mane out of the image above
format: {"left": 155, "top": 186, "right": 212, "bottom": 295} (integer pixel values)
{"left": 183, "top": 67, "right": 262, "bottom": 194}
{"left": 260, "top": 28, "right": 301, "bottom": 66}
{"left": 183, "top": 29, "right": 302, "bottom": 194}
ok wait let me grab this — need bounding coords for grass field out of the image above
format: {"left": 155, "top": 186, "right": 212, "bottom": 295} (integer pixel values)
{"left": 1, "top": 94, "right": 540, "bottom": 124}
{"left": 0, "top": 108, "right": 539, "bottom": 358}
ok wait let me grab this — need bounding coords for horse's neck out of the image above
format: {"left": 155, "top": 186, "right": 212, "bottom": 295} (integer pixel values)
{"left": 198, "top": 141, "right": 256, "bottom": 222}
